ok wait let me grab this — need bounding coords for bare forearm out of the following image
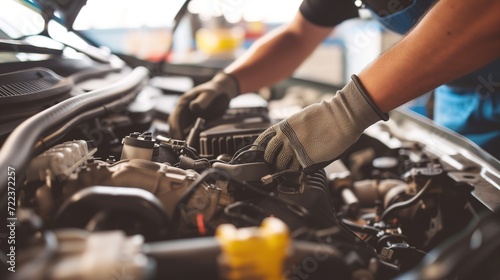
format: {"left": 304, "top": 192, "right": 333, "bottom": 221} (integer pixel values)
{"left": 225, "top": 26, "right": 308, "bottom": 93}
{"left": 359, "top": 0, "right": 500, "bottom": 112}
{"left": 225, "top": 13, "right": 333, "bottom": 93}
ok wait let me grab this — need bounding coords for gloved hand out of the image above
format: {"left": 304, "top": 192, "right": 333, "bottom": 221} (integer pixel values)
{"left": 168, "top": 72, "right": 240, "bottom": 139}
{"left": 253, "top": 75, "right": 389, "bottom": 173}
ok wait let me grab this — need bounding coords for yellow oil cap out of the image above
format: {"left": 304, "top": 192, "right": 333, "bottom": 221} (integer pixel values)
{"left": 216, "top": 217, "right": 290, "bottom": 280}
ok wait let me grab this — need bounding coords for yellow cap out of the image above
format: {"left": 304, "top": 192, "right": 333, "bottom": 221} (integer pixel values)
{"left": 216, "top": 217, "right": 290, "bottom": 280}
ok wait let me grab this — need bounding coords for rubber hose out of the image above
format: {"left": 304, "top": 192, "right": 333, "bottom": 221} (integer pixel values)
{"left": 0, "top": 67, "right": 149, "bottom": 199}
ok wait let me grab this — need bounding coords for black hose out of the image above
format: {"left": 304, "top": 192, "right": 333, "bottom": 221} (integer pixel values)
{"left": 306, "top": 170, "right": 328, "bottom": 189}
{"left": 175, "top": 168, "right": 317, "bottom": 228}
{"left": 380, "top": 179, "right": 433, "bottom": 221}
{"left": 0, "top": 67, "right": 148, "bottom": 200}
{"left": 341, "top": 218, "right": 382, "bottom": 236}
{"left": 224, "top": 201, "right": 268, "bottom": 226}
{"left": 69, "top": 64, "right": 120, "bottom": 84}
{"left": 230, "top": 149, "right": 264, "bottom": 164}
{"left": 143, "top": 237, "right": 220, "bottom": 279}
{"left": 53, "top": 186, "right": 171, "bottom": 240}
{"left": 34, "top": 92, "right": 139, "bottom": 154}
{"left": 183, "top": 146, "right": 199, "bottom": 159}
{"left": 229, "top": 144, "right": 260, "bottom": 163}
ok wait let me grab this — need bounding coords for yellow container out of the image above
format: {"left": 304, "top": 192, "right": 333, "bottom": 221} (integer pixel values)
{"left": 216, "top": 217, "right": 290, "bottom": 280}
{"left": 195, "top": 27, "right": 244, "bottom": 56}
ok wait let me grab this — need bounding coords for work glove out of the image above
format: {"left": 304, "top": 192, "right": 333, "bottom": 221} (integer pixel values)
{"left": 169, "top": 72, "right": 240, "bottom": 139}
{"left": 253, "top": 75, "right": 389, "bottom": 173}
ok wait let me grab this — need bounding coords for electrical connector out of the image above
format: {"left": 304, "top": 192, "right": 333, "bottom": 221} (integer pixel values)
{"left": 261, "top": 174, "right": 274, "bottom": 185}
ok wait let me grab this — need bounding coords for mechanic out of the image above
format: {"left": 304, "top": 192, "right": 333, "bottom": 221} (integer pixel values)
{"left": 169, "top": 0, "right": 500, "bottom": 172}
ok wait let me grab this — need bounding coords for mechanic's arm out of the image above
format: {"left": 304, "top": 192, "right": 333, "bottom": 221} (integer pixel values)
{"left": 168, "top": 13, "right": 333, "bottom": 139}
{"left": 360, "top": 0, "right": 500, "bottom": 112}
{"left": 225, "top": 12, "right": 333, "bottom": 93}
{"left": 254, "top": 0, "right": 500, "bottom": 173}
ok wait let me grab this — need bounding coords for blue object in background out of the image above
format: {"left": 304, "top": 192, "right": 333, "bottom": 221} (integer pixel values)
{"left": 434, "top": 85, "right": 500, "bottom": 159}
{"left": 369, "top": 0, "right": 435, "bottom": 35}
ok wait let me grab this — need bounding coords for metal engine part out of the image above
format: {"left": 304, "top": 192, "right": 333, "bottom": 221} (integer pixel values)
{"left": 35, "top": 158, "right": 226, "bottom": 230}
{"left": 198, "top": 107, "right": 271, "bottom": 158}
{"left": 120, "top": 132, "right": 158, "bottom": 161}
{"left": 27, "top": 140, "right": 96, "bottom": 182}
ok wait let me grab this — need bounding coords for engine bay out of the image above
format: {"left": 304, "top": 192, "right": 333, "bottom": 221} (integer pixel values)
{"left": 1, "top": 57, "right": 500, "bottom": 279}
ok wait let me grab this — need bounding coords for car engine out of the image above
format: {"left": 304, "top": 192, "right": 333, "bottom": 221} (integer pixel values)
{"left": 1, "top": 20, "right": 500, "bottom": 280}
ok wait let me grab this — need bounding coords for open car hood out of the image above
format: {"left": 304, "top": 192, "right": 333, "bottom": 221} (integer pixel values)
{"left": 30, "top": 0, "right": 87, "bottom": 30}
{"left": 29, "top": 0, "right": 189, "bottom": 31}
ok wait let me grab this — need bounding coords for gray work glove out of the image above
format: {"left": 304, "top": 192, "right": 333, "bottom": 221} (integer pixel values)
{"left": 169, "top": 72, "right": 240, "bottom": 139}
{"left": 254, "top": 75, "right": 389, "bottom": 173}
